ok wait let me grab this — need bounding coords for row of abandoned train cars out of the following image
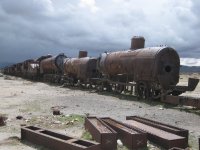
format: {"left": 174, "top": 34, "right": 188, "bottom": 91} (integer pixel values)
{"left": 3, "top": 36, "right": 199, "bottom": 101}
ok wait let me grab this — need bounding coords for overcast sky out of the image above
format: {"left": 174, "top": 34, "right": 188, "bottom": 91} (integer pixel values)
{"left": 0, "top": 0, "right": 199, "bottom": 66}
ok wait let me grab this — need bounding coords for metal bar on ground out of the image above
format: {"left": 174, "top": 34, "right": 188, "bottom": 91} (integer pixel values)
{"left": 126, "top": 116, "right": 188, "bottom": 141}
{"left": 179, "top": 96, "right": 200, "bottom": 109}
{"left": 21, "top": 126, "right": 101, "bottom": 150}
{"left": 162, "top": 95, "right": 200, "bottom": 109}
{"left": 84, "top": 117, "right": 117, "bottom": 150}
{"left": 123, "top": 120, "right": 187, "bottom": 149}
{"left": 101, "top": 117, "right": 147, "bottom": 150}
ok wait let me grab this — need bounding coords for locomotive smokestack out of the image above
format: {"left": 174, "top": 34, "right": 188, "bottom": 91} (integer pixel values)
{"left": 130, "top": 36, "right": 145, "bottom": 50}
{"left": 78, "top": 51, "right": 88, "bottom": 58}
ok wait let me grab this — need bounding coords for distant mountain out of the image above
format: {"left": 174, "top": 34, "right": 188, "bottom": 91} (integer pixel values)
{"left": 180, "top": 65, "right": 200, "bottom": 73}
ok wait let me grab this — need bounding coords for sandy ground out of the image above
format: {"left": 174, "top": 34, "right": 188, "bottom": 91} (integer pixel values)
{"left": 0, "top": 73, "right": 199, "bottom": 150}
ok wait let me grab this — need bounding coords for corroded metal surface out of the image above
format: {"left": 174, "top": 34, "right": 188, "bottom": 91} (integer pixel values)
{"left": 101, "top": 117, "right": 147, "bottom": 150}
{"left": 21, "top": 126, "right": 101, "bottom": 150}
{"left": 40, "top": 53, "right": 66, "bottom": 74}
{"left": 162, "top": 95, "right": 200, "bottom": 109}
{"left": 85, "top": 117, "right": 117, "bottom": 150}
{"left": 123, "top": 120, "right": 187, "bottom": 149}
{"left": 130, "top": 36, "right": 145, "bottom": 50}
{"left": 126, "top": 116, "right": 189, "bottom": 141}
{"left": 79, "top": 51, "right": 88, "bottom": 58}
{"left": 64, "top": 57, "right": 97, "bottom": 81}
{"left": 98, "top": 47, "right": 180, "bottom": 90}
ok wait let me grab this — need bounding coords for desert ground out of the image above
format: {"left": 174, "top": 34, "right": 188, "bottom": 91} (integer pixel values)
{"left": 0, "top": 73, "right": 199, "bottom": 150}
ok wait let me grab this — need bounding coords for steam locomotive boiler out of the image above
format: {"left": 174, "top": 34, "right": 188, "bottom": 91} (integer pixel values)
{"left": 98, "top": 36, "right": 180, "bottom": 99}
{"left": 63, "top": 51, "right": 98, "bottom": 85}
{"left": 39, "top": 53, "right": 67, "bottom": 82}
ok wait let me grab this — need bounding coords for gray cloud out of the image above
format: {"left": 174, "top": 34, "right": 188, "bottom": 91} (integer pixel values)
{"left": 0, "top": 0, "right": 199, "bottom": 65}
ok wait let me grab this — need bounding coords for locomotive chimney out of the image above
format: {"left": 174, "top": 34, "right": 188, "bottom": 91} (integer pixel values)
{"left": 78, "top": 51, "right": 88, "bottom": 58}
{"left": 130, "top": 36, "right": 145, "bottom": 50}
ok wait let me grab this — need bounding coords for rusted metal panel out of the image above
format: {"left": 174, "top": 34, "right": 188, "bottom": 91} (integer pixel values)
{"left": 79, "top": 51, "right": 88, "bottom": 58}
{"left": 162, "top": 95, "right": 200, "bottom": 109}
{"left": 130, "top": 36, "right": 145, "bottom": 50}
{"left": 179, "top": 96, "right": 200, "bottom": 109}
{"left": 123, "top": 120, "right": 187, "bottom": 149}
{"left": 85, "top": 117, "right": 117, "bottom": 150}
{"left": 126, "top": 116, "right": 188, "bottom": 141}
{"left": 162, "top": 95, "right": 180, "bottom": 105}
{"left": 98, "top": 46, "right": 180, "bottom": 89}
{"left": 64, "top": 57, "right": 97, "bottom": 81}
{"left": 40, "top": 53, "right": 66, "bottom": 74}
{"left": 21, "top": 126, "right": 101, "bottom": 150}
{"left": 187, "top": 78, "right": 199, "bottom": 91}
{"left": 101, "top": 117, "right": 147, "bottom": 150}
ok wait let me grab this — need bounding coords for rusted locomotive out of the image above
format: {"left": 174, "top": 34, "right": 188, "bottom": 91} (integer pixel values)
{"left": 3, "top": 36, "right": 199, "bottom": 100}
{"left": 98, "top": 37, "right": 180, "bottom": 99}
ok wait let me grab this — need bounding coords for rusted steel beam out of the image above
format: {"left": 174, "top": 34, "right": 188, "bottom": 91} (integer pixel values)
{"left": 101, "top": 117, "right": 147, "bottom": 150}
{"left": 179, "top": 96, "right": 200, "bottom": 109}
{"left": 162, "top": 95, "right": 200, "bottom": 109}
{"left": 126, "top": 116, "right": 188, "bottom": 141}
{"left": 84, "top": 117, "right": 117, "bottom": 150}
{"left": 21, "top": 126, "right": 101, "bottom": 150}
{"left": 162, "top": 95, "right": 180, "bottom": 105}
{"left": 123, "top": 120, "right": 187, "bottom": 149}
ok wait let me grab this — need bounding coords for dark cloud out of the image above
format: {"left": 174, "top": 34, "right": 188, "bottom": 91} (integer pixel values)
{"left": 0, "top": 0, "right": 199, "bottom": 66}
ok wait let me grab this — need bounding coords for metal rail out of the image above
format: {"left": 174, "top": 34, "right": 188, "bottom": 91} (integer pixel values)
{"left": 101, "top": 117, "right": 147, "bottom": 150}
{"left": 162, "top": 95, "right": 200, "bottom": 109}
{"left": 21, "top": 126, "right": 101, "bottom": 150}
{"left": 126, "top": 116, "right": 189, "bottom": 141}
{"left": 123, "top": 120, "right": 187, "bottom": 149}
{"left": 84, "top": 117, "right": 117, "bottom": 150}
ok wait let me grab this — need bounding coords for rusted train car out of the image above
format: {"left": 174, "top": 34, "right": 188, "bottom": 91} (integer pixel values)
{"left": 98, "top": 37, "right": 180, "bottom": 99}
{"left": 39, "top": 53, "right": 66, "bottom": 82}
{"left": 97, "top": 36, "right": 198, "bottom": 99}
{"left": 63, "top": 51, "right": 98, "bottom": 85}
{"left": 3, "top": 36, "right": 199, "bottom": 101}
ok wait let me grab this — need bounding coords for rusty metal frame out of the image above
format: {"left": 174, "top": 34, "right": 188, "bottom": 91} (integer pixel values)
{"left": 21, "top": 126, "right": 101, "bottom": 150}
{"left": 126, "top": 116, "right": 189, "bottom": 141}
{"left": 84, "top": 117, "right": 117, "bottom": 150}
{"left": 123, "top": 120, "right": 187, "bottom": 149}
{"left": 101, "top": 117, "right": 147, "bottom": 150}
{"left": 162, "top": 95, "right": 200, "bottom": 109}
